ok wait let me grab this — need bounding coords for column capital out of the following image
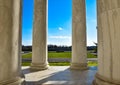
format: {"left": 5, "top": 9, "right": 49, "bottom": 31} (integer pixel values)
{"left": 70, "top": 63, "right": 88, "bottom": 70}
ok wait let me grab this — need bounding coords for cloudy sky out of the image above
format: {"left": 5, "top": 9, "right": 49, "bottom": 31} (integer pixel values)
{"left": 22, "top": 0, "right": 97, "bottom": 46}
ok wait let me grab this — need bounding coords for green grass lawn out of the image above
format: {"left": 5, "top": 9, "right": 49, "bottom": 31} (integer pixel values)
{"left": 22, "top": 62, "right": 98, "bottom": 66}
{"left": 22, "top": 51, "right": 97, "bottom": 66}
{"left": 87, "top": 61, "right": 98, "bottom": 66}
{"left": 22, "top": 51, "right": 97, "bottom": 58}
{"left": 22, "top": 53, "right": 32, "bottom": 58}
{"left": 22, "top": 62, "right": 31, "bottom": 66}
{"left": 87, "top": 52, "right": 97, "bottom": 58}
{"left": 48, "top": 51, "right": 71, "bottom": 58}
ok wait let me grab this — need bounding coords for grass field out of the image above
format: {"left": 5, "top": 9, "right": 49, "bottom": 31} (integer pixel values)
{"left": 22, "top": 51, "right": 97, "bottom": 66}
{"left": 22, "top": 51, "right": 97, "bottom": 59}
{"left": 22, "top": 61, "right": 98, "bottom": 66}
{"left": 48, "top": 52, "right": 71, "bottom": 58}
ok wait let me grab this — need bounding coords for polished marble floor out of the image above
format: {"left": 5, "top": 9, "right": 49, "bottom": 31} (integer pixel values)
{"left": 22, "top": 66, "right": 97, "bottom": 85}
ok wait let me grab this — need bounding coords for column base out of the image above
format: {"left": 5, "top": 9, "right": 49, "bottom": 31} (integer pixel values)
{"left": 30, "top": 63, "right": 49, "bottom": 71}
{"left": 93, "top": 73, "right": 120, "bottom": 85}
{"left": 70, "top": 63, "right": 88, "bottom": 70}
{"left": 0, "top": 77, "right": 24, "bottom": 85}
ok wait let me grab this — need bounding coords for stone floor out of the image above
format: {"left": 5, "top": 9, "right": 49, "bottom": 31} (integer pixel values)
{"left": 22, "top": 66, "right": 97, "bottom": 85}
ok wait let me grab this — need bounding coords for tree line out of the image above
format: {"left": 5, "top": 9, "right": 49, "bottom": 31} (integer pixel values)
{"left": 22, "top": 45, "right": 97, "bottom": 52}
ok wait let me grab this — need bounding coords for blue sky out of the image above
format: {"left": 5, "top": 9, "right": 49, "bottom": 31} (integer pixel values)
{"left": 22, "top": 0, "right": 97, "bottom": 46}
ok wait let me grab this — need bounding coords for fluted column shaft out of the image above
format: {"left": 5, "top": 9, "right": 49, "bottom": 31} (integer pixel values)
{"left": 93, "top": 0, "right": 120, "bottom": 85}
{"left": 70, "top": 0, "right": 88, "bottom": 70}
{"left": 31, "top": 0, "right": 48, "bottom": 70}
{"left": 0, "top": 0, "right": 23, "bottom": 84}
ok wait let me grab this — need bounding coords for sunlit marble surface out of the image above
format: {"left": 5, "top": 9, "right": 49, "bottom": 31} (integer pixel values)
{"left": 22, "top": 66, "right": 97, "bottom": 85}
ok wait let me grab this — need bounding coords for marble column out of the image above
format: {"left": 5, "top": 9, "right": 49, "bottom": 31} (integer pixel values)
{"left": 93, "top": 0, "right": 120, "bottom": 85}
{"left": 0, "top": 0, "right": 23, "bottom": 85}
{"left": 31, "top": 0, "right": 49, "bottom": 70}
{"left": 70, "top": 0, "right": 88, "bottom": 70}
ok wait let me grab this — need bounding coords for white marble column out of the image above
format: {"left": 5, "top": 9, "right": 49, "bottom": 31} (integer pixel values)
{"left": 93, "top": 0, "right": 120, "bottom": 85}
{"left": 0, "top": 0, "right": 23, "bottom": 84}
{"left": 70, "top": 0, "right": 88, "bottom": 70}
{"left": 31, "top": 0, "right": 49, "bottom": 70}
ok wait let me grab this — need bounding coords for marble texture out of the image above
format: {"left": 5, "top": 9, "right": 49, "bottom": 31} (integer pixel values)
{"left": 0, "top": 0, "right": 23, "bottom": 84}
{"left": 71, "top": 0, "right": 88, "bottom": 70}
{"left": 31, "top": 0, "right": 49, "bottom": 70}
{"left": 94, "top": 0, "right": 120, "bottom": 85}
{"left": 22, "top": 66, "right": 97, "bottom": 85}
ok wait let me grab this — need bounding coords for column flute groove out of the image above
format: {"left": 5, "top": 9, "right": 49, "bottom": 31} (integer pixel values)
{"left": 31, "top": 0, "right": 49, "bottom": 71}
{"left": 0, "top": 0, "right": 23, "bottom": 84}
{"left": 93, "top": 0, "right": 120, "bottom": 85}
{"left": 70, "top": 0, "right": 88, "bottom": 70}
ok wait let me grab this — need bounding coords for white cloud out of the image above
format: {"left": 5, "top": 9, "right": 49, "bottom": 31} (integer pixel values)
{"left": 48, "top": 36, "right": 71, "bottom": 46}
{"left": 58, "top": 27, "right": 63, "bottom": 31}
{"left": 22, "top": 40, "right": 32, "bottom": 46}
{"left": 87, "top": 38, "right": 97, "bottom": 46}
{"left": 48, "top": 35, "right": 71, "bottom": 46}
{"left": 22, "top": 36, "right": 97, "bottom": 46}
{"left": 49, "top": 35, "right": 97, "bottom": 46}
{"left": 49, "top": 36, "right": 71, "bottom": 39}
